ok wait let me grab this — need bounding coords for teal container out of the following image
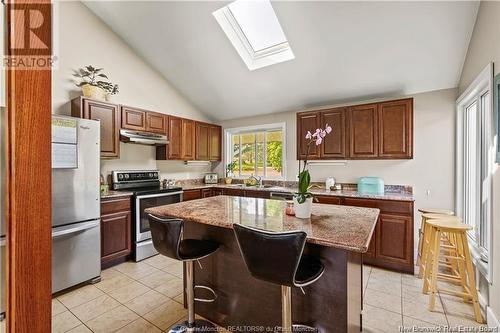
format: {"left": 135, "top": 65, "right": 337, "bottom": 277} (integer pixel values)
{"left": 358, "top": 177, "right": 384, "bottom": 195}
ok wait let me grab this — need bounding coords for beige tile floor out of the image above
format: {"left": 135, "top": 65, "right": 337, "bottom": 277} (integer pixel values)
{"left": 50, "top": 257, "right": 489, "bottom": 333}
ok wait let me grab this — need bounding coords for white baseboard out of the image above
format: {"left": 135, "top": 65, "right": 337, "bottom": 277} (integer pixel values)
{"left": 487, "top": 307, "right": 500, "bottom": 328}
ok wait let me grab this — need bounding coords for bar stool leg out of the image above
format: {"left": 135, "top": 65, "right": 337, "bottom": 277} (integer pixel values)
{"left": 416, "top": 216, "right": 427, "bottom": 268}
{"left": 459, "top": 233, "right": 484, "bottom": 323}
{"left": 422, "top": 225, "right": 437, "bottom": 293}
{"left": 281, "top": 285, "right": 292, "bottom": 332}
{"left": 419, "top": 220, "right": 430, "bottom": 279}
{"left": 428, "top": 229, "right": 442, "bottom": 311}
{"left": 186, "top": 261, "right": 195, "bottom": 330}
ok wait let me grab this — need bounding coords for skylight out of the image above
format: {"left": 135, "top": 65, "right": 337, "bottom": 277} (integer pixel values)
{"left": 213, "top": 0, "right": 294, "bottom": 71}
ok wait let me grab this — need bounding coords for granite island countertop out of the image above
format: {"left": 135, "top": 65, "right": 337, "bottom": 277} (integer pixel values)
{"left": 145, "top": 195, "right": 380, "bottom": 253}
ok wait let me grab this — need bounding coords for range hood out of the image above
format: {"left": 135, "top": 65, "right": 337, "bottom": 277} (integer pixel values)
{"left": 120, "top": 129, "right": 168, "bottom": 146}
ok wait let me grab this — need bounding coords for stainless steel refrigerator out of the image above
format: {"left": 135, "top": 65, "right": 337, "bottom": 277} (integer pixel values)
{"left": 51, "top": 115, "right": 101, "bottom": 293}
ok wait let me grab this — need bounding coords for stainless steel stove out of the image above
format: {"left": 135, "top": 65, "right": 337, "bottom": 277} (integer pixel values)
{"left": 112, "top": 170, "right": 183, "bottom": 261}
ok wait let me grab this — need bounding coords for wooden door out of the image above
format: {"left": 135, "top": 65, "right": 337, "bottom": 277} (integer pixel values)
{"left": 297, "top": 112, "right": 320, "bottom": 160}
{"left": 101, "top": 211, "right": 131, "bottom": 265}
{"left": 348, "top": 104, "right": 378, "bottom": 158}
{"left": 196, "top": 122, "right": 210, "bottom": 160}
{"left": 168, "top": 116, "right": 182, "bottom": 159}
{"left": 121, "top": 106, "right": 146, "bottom": 131}
{"left": 376, "top": 214, "right": 413, "bottom": 267}
{"left": 378, "top": 98, "right": 413, "bottom": 159}
{"left": 146, "top": 112, "right": 167, "bottom": 134}
{"left": 321, "top": 108, "right": 347, "bottom": 158}
{"left": 181, "top": 118, "right": 196, "bottom": 160}
{"left": 75, "top": 98, "right": 120, "bottom": 159}
{"left": 209, "top": 125, "right": 222, "bottom": 161}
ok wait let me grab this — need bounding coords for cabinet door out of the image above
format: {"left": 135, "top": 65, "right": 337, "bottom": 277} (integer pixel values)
{"left": 244, "top": 190, "right": 270, "bottom": 199}
{"left": 321, "top": 108, "right": 347, "bottom": 158}
{"left": 223, "top": 188, "right": 245, "bottom": 196}
{"left": 376, "top": 214, "right": 413, "bottom": 266}
{"left": 181, "top": 119, "right": 196, "bottom": 160}
{"left": 101, "top": 211, "right": 131, "bottom": 264}
{"left": 168, "top": 116, "right": 182, "bottom": 159}
{"left": 297, "top": 112, "right": 320, "bottom": 160}
{"left": 213, "top": 188, "right": 224, "bottom": 196}
{"left": 209, "top": 125, "right": 222, "bottom": 161}
{"left": 80, "top": 99, "right": 120, "bottom": 159}
{"left": 183, "top": 189, "right": 201, "bottom": 201}
{"left": 315, "top": 195, "right": 342, "bottom": 205}
{"left": 121, "top": 106, "right": 146, "bottom": 131}
{"left": 348, "top": 104, "right": 378, "bottom": 158}
{"left": 146, "top": 112, "right": 167, "bottom": 134}
{"left": 201, "top": 188, "right": 213, "bottom": 198}
{"left": 196, "top": 122, "right": 210, "bottom": 160}
{"left": 378, "top": 99, "right": 413, "bottom": 159}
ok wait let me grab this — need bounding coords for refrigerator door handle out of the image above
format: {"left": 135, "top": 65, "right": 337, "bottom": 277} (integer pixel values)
{"left": 52, "top": 220, "right": 100, "bottom": 239}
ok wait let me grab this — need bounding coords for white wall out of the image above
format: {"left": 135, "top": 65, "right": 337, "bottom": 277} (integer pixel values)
{"left": 52, "top": 1, "right": 215, "bottom": 180}
{"left": 458, "top": 1, "right": 500, "bottom": 325}
{"left": 217, "top": 88, "right": 458, "bottom": 250}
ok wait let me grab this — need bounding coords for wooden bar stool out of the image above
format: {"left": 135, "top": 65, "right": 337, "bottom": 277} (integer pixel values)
{"left": 422, "top": 218, "right": 483, "bottom": 323}
{"left": 416, "top": 208, "right": 454, "bottom": 274}
{"left": 418, "top": 212, "right": 457, "bottom": 278}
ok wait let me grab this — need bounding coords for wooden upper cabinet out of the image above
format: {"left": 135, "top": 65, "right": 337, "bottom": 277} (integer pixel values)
{"left": 321, "top": 108, "right": 347, "bottom": 159}
{"left": 121, "top": 106, "right": 146, "bottom": 131}
{"left": 71, "top": 97, "right": 120, "bottom": 159}
{"left": 209, "top": 125, "right": 222, "bottom": 161}
{"left": 167, "top": 116, "right": 182, "bottom": 159}
{"left": 146, "top": 112, "right": 168, "bottom": 135}
{"left": 181, "top": 118, "right": 196, "bottom": 160}
{"left": 196, "top": 122, "right": 210, "bottom": 160}
{"left": 297, "top": 112, "right": 320, "bottom": 160}
{"left": 378, "top": 98, "right": 413, "bottom": 159}
{"left": 348, "top": 103, "right": 378, "bottom": 158}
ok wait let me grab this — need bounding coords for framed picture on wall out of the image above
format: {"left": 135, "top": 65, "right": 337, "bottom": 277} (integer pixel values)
{"left": 495, "top": 72, "right": 500, "bottom": 162}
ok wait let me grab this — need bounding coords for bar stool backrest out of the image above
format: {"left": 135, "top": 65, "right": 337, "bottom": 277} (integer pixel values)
{"left": 148, "top": 214, "right": 184, "bottom": 260}
{"left": 233, "top": 224, "right": 307, "bottom": 287}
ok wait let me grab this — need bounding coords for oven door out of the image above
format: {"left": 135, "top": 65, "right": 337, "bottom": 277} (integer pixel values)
{"left": 135, "top": 191, "right": 183, "bottom": 242}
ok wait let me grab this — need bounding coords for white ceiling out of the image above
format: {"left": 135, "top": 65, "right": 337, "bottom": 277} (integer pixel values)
{"left": 84, "top": 1, "right": 479, "bottom": 121}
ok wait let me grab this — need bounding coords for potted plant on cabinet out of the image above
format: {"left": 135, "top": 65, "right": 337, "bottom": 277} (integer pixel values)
{"left": 294, "top": 125, "right": 332, "bottom": 218}
{"left": 225, "top": 162, "right": 236, "bottom": 184}
{"left": 73, "top": 65, "right": 118, "bottom": 101}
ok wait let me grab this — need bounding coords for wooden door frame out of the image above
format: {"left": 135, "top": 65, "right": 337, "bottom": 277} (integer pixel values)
{"left": 5, "top": 0, "right": 52, "bottom": 331}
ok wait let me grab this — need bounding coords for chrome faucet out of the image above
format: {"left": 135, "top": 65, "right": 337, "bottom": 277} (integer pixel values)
{"left": 257, "top": 176, "right": 263, "bottom": 188}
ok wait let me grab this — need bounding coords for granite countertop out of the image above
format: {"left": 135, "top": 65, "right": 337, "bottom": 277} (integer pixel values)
{"left": 101, "top": 190, "right": 134, "bottom": 200}
{"left": 180, "top": 184, "right": 414, "bottom": 202}
{"left": 145, "top": 195, "right": 380, "bottom": 253}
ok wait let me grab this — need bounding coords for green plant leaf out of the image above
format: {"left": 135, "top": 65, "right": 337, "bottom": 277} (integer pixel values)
{"left": 97, "top": 73, "right": 108, "bottom": 79}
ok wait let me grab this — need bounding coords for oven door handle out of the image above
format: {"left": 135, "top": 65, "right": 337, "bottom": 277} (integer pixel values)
{"left": 135, "top": 191, "right": 184, "bottom": 199}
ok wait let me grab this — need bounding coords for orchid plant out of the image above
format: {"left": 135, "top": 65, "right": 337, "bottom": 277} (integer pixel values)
{"left": 295, "top": 125, "right": 332, "bottom": 204}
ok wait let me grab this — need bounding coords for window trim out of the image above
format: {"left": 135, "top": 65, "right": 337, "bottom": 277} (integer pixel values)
{"left": 212, "top": 2, "right": 294, "bottom": 71}
{"left": 456, "top": 62, "right": 494, "bottom": 282}
{"left": 224, "top": 122, "right": 287, "bottom": 180}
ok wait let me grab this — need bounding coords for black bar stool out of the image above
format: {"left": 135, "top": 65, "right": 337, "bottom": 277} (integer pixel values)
{"left": 148, "top": 214, "right": 219, "bottom": 332}
{"left": 233, "top": 224, "right": 325, "bottom": 332}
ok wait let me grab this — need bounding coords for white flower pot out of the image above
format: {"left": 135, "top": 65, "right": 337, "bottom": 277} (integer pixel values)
{"left": 293, "top": 197, "right": 313, "bottom": 219}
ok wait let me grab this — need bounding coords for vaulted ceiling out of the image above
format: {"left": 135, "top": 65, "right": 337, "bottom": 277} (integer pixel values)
{"left": 85, "top": 1, "right": 479, "bottom": 121}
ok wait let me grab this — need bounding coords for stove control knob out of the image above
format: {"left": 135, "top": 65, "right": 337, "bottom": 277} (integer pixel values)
{"left": 154, "top": 172, "right": 158, "bottom": 178}
{"left": 118, "top": 174, "right": 123, "bottom": 180}
{"left": 124, "top": 174, "right": 129, "bottom": 179}
{"left": 149, "top": 173, "right": 153, "bottom": 178}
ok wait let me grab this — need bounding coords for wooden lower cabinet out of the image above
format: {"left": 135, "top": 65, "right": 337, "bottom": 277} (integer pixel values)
{"left": 201, "top": 188, "right": 213, "bottom": 198}
{"left": 316, "top": 195, "right": 342, "bottom": 205}
{"left": 326, "top": 197, "right": 414, "bottom": 273}
{"left": 101, "top": 197, "right": 132, "bottom": 268}
{"left": 183, "top": 189, "right": 202, "bottom": 201}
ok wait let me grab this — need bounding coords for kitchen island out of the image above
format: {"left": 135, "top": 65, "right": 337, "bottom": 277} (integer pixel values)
{"left": 146, "top": 196, "right": 379, "bottom": 333}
